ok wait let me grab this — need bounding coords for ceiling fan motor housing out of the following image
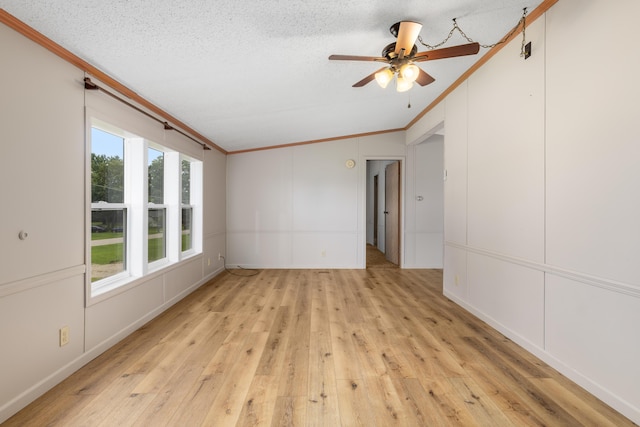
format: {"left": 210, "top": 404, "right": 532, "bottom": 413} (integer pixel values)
{"left": 389, "top": 21, "right": 420, "bottom": 38}
{"left": 382, "top": 43, "right": 418, "bottom": 60}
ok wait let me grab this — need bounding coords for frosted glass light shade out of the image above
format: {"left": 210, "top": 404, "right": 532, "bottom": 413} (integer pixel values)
{"left": 400, "top": 63, "right": 419, "bottom": 83}
{"left": 375, "top": 68, "right": 394, "bottom": 88}
{"left": 396, "top": 76, "right": 413, "bottom": 92}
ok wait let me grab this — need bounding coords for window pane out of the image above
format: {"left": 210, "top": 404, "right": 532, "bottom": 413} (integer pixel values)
{"left": 148, "top": 148, "right": 164, "bottom": 204}
{"left": 182, "top": 207, "right": 192, "bottom": 252}
{"left": 91, "top": 128, "right": 124, "bottom": 203}
{"left": 148, "top": 208, "right": 166, "bottom": 262}
{"left": 91, "top": 209, "right": 126, "bottom": 282}
{"left": 182, "top": 159, "right": 191, "bottom": 204}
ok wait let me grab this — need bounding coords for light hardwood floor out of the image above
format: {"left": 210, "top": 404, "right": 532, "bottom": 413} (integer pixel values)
{"left": 5, "top": 269, "right": 635, "bottom": 426}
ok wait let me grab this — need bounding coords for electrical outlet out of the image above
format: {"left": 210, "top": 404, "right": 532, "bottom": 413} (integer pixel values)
{"left": 218, "top": 253, "right": 222, "bottom": 260}
{"left": 321, "top": 249, "right": 326, "bottom": 257}
{"left": 207, "top": 258, "right": 211, "bottom": 266}
{"left": 454, "top": 274, "right": 460, "bottom": 286}
{"left": 59, "top": 326, "right": 69, "bottom": 347}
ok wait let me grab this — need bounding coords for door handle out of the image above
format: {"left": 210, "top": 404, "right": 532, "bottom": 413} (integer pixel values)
{"left": 383, "top": 211, "right": 389, "bottom": 214}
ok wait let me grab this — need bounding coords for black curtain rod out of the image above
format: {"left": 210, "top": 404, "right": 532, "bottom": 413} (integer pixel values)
{"left": 83, "top": 77, "right": 211, "bottom": 150}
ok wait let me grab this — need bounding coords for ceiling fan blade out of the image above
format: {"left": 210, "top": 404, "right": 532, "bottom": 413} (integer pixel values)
{"left": 413, "top": 42, "right": 480, "bottom": 61}
{"left": 352, "top": 67, "right": 387, "bottom": 87}
{"left": 395, "top": 21, "right": 422, "bottom": 55}
{"left": 415, "top": 68, "right": 435, "bottom": 86}
{"left": 329, "top": 54, "right": 387, "bottom": 62}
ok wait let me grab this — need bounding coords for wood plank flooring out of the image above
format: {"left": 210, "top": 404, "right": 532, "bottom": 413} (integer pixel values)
{"left": 4, "top": 269, "right": 635, "bottom": 426}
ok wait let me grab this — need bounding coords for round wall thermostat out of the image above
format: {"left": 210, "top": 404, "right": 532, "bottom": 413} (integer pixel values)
{"left": 345, "top": 159, "right": 356, "bottom": 169}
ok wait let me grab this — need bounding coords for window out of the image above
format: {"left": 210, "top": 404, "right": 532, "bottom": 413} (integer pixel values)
{"left": 148, "top": 147, "right": 166, "bottom": 264}
{"left": 148, "top": 208, "right": 166, "bottom": 263}
{"left": 89, "top": 119, "right": 202, "bottom": 296}
{"left": 90, "top": 128, "right": 126, "bottom": 283}
{"left": 181, "top": 159, "right": 193, "bottom": 252}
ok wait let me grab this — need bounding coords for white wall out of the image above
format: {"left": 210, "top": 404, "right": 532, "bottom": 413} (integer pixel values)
{"left": 0, "top": 22, "right": 227, "bottom": 423}
{"left": 417, "top": 1, "right": 640, "bottom": 423}
{"left": 228, "top": 130, "right": 443, "bottom": 269}
{"left": 544, "top": 0, "right": 640, "bottom": 418}
{"left": 405, "top": 134, "right": 444, "bottom": 268}
{"left": 227, "top": 134, "right": 408, "bottom": 269}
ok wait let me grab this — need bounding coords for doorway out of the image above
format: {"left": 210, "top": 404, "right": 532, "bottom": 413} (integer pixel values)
{"left": 366, "top": 160, "right": 401, "bottom": 268}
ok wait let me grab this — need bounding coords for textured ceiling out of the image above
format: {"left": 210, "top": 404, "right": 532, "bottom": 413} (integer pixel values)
{"left": 1, "top": 1, "right": 543, "bottom": 152}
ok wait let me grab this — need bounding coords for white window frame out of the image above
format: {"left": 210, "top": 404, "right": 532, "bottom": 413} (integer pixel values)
{"left": 89, "top": 120, "right": 133, "bottom": 295}
{"left": 87, "top": 115, "right": 203, "bottom": 301}
{"left": 180, "top": 155, "right": 201, "bottom": 256}
{"left": 147, "top": 204, "right": 168, "bottom": 270}
{"left": 146, "top": 144, "right": 169, "bottom": 270}
{"left": 89, "top": 203, "right": 129, "bottom": 288}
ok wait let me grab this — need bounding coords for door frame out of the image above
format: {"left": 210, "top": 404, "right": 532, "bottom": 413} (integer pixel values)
{"left": 363, "top": 156, "right": 405, "bottom": 269}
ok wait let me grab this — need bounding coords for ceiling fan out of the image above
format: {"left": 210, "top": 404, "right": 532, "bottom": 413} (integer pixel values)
{"left": 329, "top": 21, "right": 480, "bottom": 92}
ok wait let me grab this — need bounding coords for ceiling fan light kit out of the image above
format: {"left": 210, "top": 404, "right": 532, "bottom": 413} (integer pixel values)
{"left": 373, "top": 45, "right": 421, "bottom": 91}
